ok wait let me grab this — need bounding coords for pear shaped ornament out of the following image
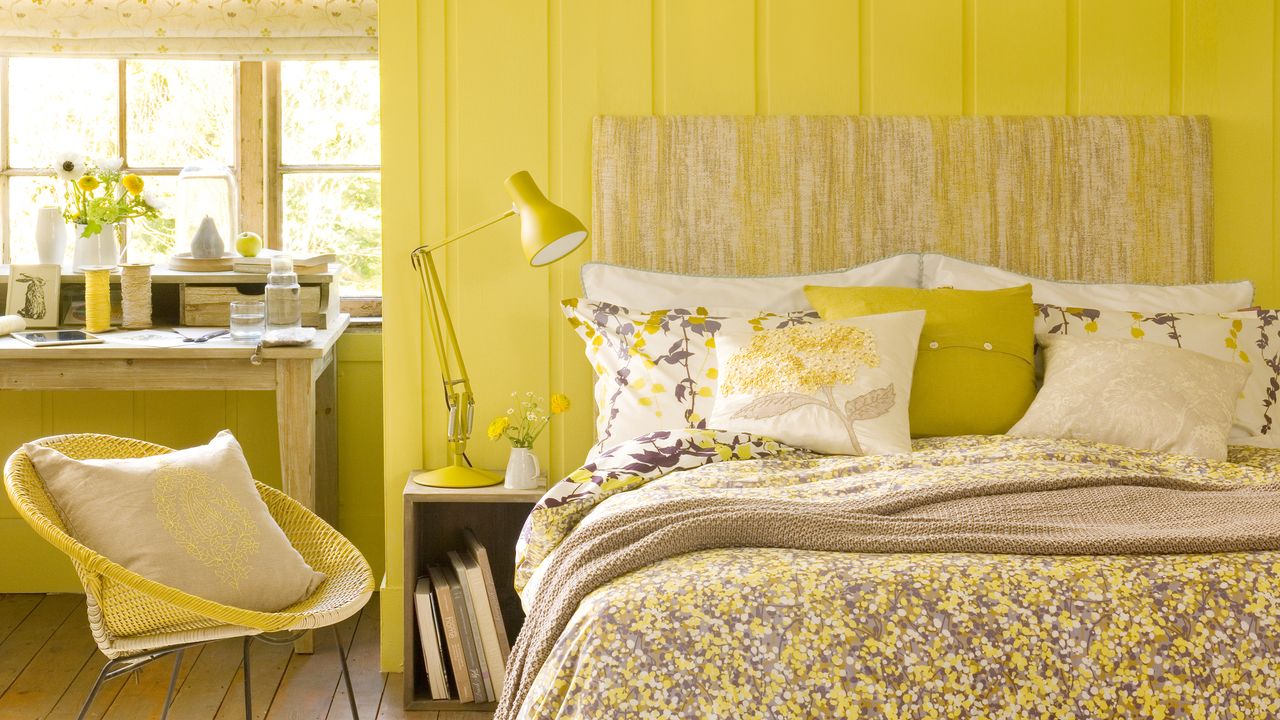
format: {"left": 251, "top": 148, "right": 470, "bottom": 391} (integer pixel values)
{"left": 190, "top": 215, "right": 226, "bottom": 259}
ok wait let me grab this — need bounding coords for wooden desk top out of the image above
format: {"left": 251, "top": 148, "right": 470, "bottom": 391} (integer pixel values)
{"left": 0, "top": 314, "right": 350, "bottom": 360}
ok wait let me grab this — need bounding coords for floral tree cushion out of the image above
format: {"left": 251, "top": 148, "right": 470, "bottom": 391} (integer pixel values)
{"left": 710, "top": 311, "right": 926, "bottom": 455}
{"left": 562, "top": 299, "right": 818, "bottom": 456}
{"left": 1035, "top": 305, "right": 1280, "bottom": 444}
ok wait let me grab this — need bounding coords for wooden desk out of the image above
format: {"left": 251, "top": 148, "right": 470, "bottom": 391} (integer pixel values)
{"left": 0, "top": 314, "right": 351, "bottom": 651}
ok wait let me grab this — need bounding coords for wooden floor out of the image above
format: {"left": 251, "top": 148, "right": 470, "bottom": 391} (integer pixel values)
{"left": 0, "top": 594, "right": 492, "bottom": 720}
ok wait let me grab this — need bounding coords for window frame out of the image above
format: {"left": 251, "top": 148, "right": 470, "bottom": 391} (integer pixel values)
{"left": 0, "top": 58, "right": 382, "bottom": 310}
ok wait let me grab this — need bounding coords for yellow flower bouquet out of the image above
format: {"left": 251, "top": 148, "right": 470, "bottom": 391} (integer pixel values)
{"left": 488, "top": 392, "right": 570, "bottom": 448}
{"left": 50, "top": 153, "right": 162, "bottom": 238}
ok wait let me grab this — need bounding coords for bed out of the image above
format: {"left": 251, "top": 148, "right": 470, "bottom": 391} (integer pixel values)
{"left": 496, "top": 116, "right": 1280, "bottom": 719}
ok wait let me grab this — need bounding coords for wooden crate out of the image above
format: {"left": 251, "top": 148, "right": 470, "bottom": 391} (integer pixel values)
{"left": 179, "top": 284, "right": 327, "bottom": 328}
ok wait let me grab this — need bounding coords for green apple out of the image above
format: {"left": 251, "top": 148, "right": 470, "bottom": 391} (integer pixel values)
{"left": 235, "top": 231, "right": 263, "bottom": 257}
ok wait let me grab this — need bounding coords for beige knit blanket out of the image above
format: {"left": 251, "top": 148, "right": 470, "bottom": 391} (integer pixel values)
{"left": 495, "top": 469, "right": 1280, "bottom": 718}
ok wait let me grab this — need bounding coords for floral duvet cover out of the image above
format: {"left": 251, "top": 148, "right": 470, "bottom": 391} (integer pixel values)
{"left": 512, "top": 431, "right": 1280, "bottom": 719}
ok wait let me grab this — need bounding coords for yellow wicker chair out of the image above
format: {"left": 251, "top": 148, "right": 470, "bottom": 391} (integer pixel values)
{"left": 3, "top": 434, "right": 375, "bottom": 720}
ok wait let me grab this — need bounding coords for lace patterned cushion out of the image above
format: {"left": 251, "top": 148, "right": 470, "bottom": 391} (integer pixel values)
{"left": 1010, "top": 335, "right": 1250, "bottom": 460}
{"left": 1036, "top": 306, "right": 1280, "bottom": 444}
{"left": 562, "top": 299, "right": 820, "bottom": 457}
{"left": 710, "top": 311, "right": 926, "bottom": 455}
{"left": 26, "top": 431, "right": 323, "bottom": 612}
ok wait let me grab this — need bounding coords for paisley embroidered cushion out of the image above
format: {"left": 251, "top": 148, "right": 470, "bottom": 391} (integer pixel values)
{"left": 805, "top": 284, "right": 1037, "bottom": 437}
{"left": 25, "top": 430, "right": 324, "bottom": 612}
{"left": 562, "top": 299, "right": 819, "bottom": 456}
{"left": 1035, "top": 305, "right": 1280, "bottom": 445}
{"left": 710, "top": 311, "right": 926, "bottom": 455}
{"left": 1010, "top": 335, "right": 1250, "bottom": 460}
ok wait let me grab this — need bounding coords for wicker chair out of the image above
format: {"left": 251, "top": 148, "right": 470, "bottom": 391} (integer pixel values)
{"left": 3, "top": 434, "right": 375, "bottom": 720}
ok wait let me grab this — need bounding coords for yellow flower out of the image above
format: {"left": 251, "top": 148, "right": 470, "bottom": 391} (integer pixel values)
{"left": 121, "top": 174, "right": 144, "bottom": 195}
{"left": 77, "top": 175, "right": 100, "bottom": 192}
{"left": 486, "top": 416, "right": 510, "bottom": 441}
{"left": 550, "top": 393, "right": 571, "bottom": 414}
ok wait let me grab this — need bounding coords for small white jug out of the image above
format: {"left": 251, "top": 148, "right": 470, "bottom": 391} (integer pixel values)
{"left": 504, "top": 447, "right": 541, "bottom": 490}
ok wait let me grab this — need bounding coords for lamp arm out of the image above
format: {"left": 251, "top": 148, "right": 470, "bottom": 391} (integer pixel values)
{"left": 409, "top": 207, "right": 518, "bottom": 467}
{"left": 409, "top": 208, "right": 516, "bottom": 256}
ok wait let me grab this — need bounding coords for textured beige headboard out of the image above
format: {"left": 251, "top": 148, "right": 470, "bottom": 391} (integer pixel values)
{"left": 592, "top": 115, "right": 1213, "bottom": 283}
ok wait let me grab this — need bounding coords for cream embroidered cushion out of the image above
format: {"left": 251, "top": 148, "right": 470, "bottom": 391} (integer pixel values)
{"left": 924, "top": 254, "right": 1254, "bottom": 313}
{"left": 1010, "top": 335, "right": 1250, "bottom": 460}
{"left": 563, "top": 299, "right": 819, "bottom": 456}
{"left": 25, "top": 431, "right": 324, "bottom": 612}
{"left": 711, "top": 311, "right": 926, "bottom": 455}
{"left": 1035, "top": 305, "right": 1280, "bottom": 444}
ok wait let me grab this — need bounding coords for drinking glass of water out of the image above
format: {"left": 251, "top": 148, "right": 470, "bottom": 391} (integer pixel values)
{"left": 229, "top": 300, "right": 266, "bottom": 342}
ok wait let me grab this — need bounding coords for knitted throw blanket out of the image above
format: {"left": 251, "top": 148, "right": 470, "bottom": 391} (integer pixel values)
{"left": 495, "top": 468, "right": 1280, "bottom": 718}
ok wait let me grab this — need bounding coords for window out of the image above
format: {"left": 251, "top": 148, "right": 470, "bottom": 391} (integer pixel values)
{"left": 0, "top": 58, "right": 381, "bottom": 297}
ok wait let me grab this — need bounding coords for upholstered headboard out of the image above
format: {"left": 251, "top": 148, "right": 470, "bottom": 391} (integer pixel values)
{"left": 591, "top": 115, "right": 1213, "bottom": 284}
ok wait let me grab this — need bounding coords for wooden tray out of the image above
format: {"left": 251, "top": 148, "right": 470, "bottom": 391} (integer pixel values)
{"left": 167, "top": 253, "right": 235, "bottom": 272}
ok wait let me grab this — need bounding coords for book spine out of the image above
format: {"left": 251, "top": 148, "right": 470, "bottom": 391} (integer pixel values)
{"left": 428, "top": 567, "right": 473, "bottom": 703}
{"left": 449, "top": 578, "right": 488, "bottom": 701}
{"left": 413, "top": 578, "right": 447, "bottom": 699}
{"left": 465, "top": 529, "right": 513, "bottom": 661}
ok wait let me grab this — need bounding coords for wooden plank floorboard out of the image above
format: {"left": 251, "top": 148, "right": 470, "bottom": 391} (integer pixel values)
{"left": 0, "top": 601, "right": 98, "bottom": 718}
{"left": 211, "top": 635, "right": 293, "bottom": 720}
{"left": 0, "top": 597, "right": 496, "bottom": 720}
{"left": 327, "top": 604, "right": 385, "bottom": 720}
{"left": 45, "top": 649, "right": 128, "bottom": 720}
{"left": 166, "top": 634, "right": 252, "bottom": 718}
{"left": 0, "top": 594, "right": 83, "bottom": 697}
{"left": 264, "top": 615, "right": 359, "bottom": 720}
{"left": 0, "top": 594, "right": 44, "bottom": 646}
{"left": 100, "top": 645, "right": 203, "bottom": 720}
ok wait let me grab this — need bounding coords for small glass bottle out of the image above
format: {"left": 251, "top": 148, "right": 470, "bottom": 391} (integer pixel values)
{"left": 265, "top": 255, "right": 302, "bottom": 331}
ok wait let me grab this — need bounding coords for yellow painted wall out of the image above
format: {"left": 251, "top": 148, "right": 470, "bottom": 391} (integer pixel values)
{"left": 0, "top": 332, "right": 385, "bottom": 591}
{"left": 379, "top": 0, "right": 1280, "bottom": 667}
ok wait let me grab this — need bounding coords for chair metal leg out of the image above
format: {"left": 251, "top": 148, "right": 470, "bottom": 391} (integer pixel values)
{"left": 333, "top": 625, "right": 359, "bottom": 719}
{"left": 243, "top": 636, "right": 253, "bottom": 720}
{"left": 160, "top": 649, "right": 184, "bottom": 720}
{"left": 76, "top": 658, "right": 118, "bottom": 720}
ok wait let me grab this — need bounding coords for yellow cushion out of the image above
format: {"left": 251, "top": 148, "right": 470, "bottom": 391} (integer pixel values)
{"left": 804, "top": 284, "right": 1036, "bottom": 437}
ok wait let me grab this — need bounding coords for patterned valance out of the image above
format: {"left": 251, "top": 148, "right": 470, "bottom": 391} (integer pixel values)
{"left": 0, "top": 0, "right": 378, "bottom": 60}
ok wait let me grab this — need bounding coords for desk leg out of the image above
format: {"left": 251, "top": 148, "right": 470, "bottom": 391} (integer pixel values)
{"left": 278, "top": 358, "right": 317, "bottom": 654}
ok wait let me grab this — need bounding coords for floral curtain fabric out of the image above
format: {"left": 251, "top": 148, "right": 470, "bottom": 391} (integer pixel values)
{"left": 0, "top": 0, "right": 377, "bottom": 59}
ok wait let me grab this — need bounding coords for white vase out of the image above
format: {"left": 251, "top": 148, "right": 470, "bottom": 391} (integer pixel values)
{"left": 72, "top": 222, "right": 121, "bottom": 271}
{"left": 34, "top": 207, "right": 67, "bottom": 266}
{"left": 504, "top": 447, "right": 541, "bottom": 490}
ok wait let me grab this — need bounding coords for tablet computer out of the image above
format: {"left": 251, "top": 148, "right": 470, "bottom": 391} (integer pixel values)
{"left": 12, "top": 330, "right": 105, "bottom": 347}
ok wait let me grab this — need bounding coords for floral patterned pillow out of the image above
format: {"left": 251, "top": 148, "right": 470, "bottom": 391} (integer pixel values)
{"left": 711, "top": 312, "right": 926, "bottom": 455}
{"left": 562, "top": 299, "right": 818, "bottom": 455}
{"left": 1036, "top": 304, "right": 1280, "bottom": 443}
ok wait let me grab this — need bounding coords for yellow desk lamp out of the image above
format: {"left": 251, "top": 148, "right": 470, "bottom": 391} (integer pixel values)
{"left": 410, "top": 171, "right": 588, "bottom": 488}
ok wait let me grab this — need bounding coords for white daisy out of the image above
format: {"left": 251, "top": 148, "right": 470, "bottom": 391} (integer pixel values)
{"left": 52, "top": 152, "right": 84, "bottom": 181}
{"left": 96, "top": 157, "right": 124, "bottom": 174}
{"left": 140, "top": 189, "right": 166, "bottom": 212}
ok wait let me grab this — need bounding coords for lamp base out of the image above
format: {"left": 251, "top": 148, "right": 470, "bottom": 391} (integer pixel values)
{"left": 413, "top": 464, "right": 502, "bottom": 489}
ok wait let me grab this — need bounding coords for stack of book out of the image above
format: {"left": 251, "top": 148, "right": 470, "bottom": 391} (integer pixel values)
{"left": 413, "top": 529, "right": 510, "bottom": 703}
{"left": 233, "top": 250, "right": 336, "bottom": 274}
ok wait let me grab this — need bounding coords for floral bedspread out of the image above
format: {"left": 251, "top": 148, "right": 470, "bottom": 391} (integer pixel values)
{"left": 515, "top": 431, "right": 1280, "bottom": 719}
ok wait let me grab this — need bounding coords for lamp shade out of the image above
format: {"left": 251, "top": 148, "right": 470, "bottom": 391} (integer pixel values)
{"left": 504, "top": 171, "right": 589, "bottom": 266}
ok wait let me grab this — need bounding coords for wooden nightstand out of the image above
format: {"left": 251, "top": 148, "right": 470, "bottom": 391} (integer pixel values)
{"left": 402, "top": 475, "right": 544, "bottom": 711}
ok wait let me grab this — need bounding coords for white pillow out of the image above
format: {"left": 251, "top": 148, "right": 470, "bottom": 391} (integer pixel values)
{"left": 711, "top": 311, "right": 926, "bottom": 455}
{"left": 580, "top": 254, "right": 921, "bottom": 311}
{"left": 923, "top": 254, "right": 1253, "bottom": 313}
{"left": 1010, "top": 335, "right": 1249, "bottom": 460}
